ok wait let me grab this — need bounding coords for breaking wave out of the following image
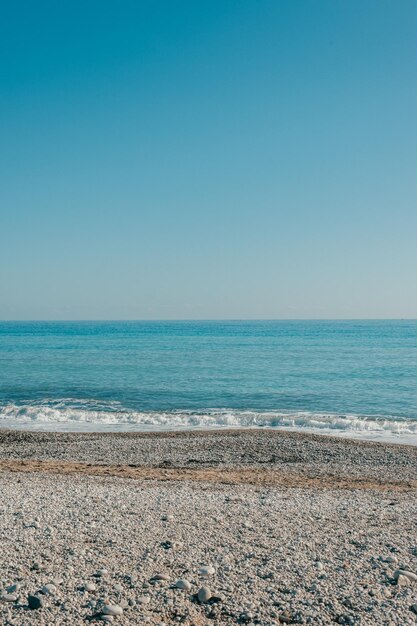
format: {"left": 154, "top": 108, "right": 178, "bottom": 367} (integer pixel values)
{"left": 0, "top": 399, "right": 417, "bottom": 444}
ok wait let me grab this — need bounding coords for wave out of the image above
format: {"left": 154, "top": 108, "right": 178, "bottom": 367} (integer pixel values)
{"left": 0, "top": 399, "right": 417, "bottom": 443}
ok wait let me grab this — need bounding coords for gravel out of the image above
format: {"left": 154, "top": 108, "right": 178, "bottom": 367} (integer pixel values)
{"left": 0, "top": 428, "right": 416, "bottom": 624}
{"left": 0, "top": 469, "right": 416, "bottom": 624}
{"left": 0, "top": 429, "right": 416, "bottom": 484}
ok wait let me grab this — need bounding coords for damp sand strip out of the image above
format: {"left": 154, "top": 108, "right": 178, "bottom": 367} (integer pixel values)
{"left": 1, "top": 459, "right": 416, "bottom": 491}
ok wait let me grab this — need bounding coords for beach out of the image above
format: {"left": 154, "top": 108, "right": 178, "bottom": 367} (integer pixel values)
{"left": 1, "top": 429, "right": 416, "bottom": 625}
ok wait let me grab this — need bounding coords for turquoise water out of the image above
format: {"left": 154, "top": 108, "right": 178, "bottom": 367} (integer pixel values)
{"left": 0, "top": 320, "right": 417, "bottom": 442}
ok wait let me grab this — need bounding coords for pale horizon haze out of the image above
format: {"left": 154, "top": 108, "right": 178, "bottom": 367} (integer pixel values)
{"left": 1, "top": 1, "right": 417, "bottom": 320}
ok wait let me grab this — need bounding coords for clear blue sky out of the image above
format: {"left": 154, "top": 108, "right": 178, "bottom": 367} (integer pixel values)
{"left": 1, "top": 0, "right": 416, "bottom": 319}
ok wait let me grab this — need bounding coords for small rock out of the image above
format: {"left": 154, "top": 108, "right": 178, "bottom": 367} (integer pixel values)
{"left": 113, "top": 583, "right": 123, "bottom": 592}
{"left": 137, "top": 595, "right": 150, "bottom": 604}
{"left": 28, "top": 594, "right": 44, "bottom": 610}
{"left": 85, "top": 583, "right": 96, "bottom": 592}
{"left": 2, "top": 594, "right": 18, "bottom": 602}
{"left": 101, "top": 617, "right": 114, "bottom": 623}
{"left": 102, "top": 604, "right": 123, "bottom": 616}
{"left": 5, "top": 583, "right": 20, "bottom": 594}
{"left": 32, "top": 562, "right": 42, "bottom": 571}
{"left": 151, "top": 573, "right": 169, "bottom": 581}
{"left": 410, "top": 604, "right": 417, "bottom": 615}
{"left": 198, "top": 586, "right": 212, "bottom": 603}
{"left": 244, "top": 611, "right": 254, "bottom": 621}
{"left": 41, "top": 583, "right": 57, "bottom": 595}
{"left": 199, "top": 565, "right": 215, "bottom": 576}
{"left": 394, "top": 569, "right": 417, "bottom": 583}
{"left": 396, "top": 574, "right": 410, "bottom": 586}
{"left": 175, "top": 579, "right": 192, "bottom": 591}
{"left": 95, "top": 568, "right": 109, "bottom": 577}
{"left": 127, "top": 574, "right": 138, "bottom": 584}
{"left": 381, "top": 556, "right": 398, "bottom": 564}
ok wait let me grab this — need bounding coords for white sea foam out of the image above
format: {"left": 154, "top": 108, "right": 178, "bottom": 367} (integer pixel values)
{"left": 0, "top": 400, "right": 417, "bottom": 444}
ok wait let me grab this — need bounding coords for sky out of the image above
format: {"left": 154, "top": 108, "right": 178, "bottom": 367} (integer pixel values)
{"left": 1, "top": 0, "right": 417, "bottom": 320}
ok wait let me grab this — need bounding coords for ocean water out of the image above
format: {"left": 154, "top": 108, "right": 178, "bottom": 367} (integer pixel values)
{"left": 0, "top": 320, "right": 417, "bottom": 444}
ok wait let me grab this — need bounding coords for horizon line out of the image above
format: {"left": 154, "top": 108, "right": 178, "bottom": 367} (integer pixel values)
{"left": 1, "top": 318, "right": 416, "bottom": 323}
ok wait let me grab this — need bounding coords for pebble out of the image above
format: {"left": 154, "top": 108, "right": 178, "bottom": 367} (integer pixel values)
{"left": 199, "top": 565, "right": 215, "bottom": 576}
{"left": 41, "top": 583, "right": 57, "bottom": 595}
{"left": 2, "top": 593, "right": 18, "bottom": 602}
{"left": 396, "top": 574, "right": 410, "bottom": 586}
{"left": 102, "top": 604, "right": 124, "bottom": 616}
{"left": 197, "top": 586, "right": 212, "bottom": 603}
{"left": 151, "top": 573, "right": 170, "bottom": 581}
{"left": 137, "top": 595, "right": 151, "bottom": 604}
{"left": 95, "top": 568, "right": 109, "bottom": 577}
{"left": 85, "top": 582, "right": 97, "bottom": 592}
{"left": 381, "top": 555, "right": 398, "bottom": 564}
{"left": 5, "top": 583, "right": 20, "bottom": 593}
{"left": 394, "top": 569, "right": 417, "bottom": 583}
{"left": 175, "top": 579, "right": 192, "bottom": 590}
{"left": 101, "top": 617, "right": 114, "bottom": 623}
{"left": 241, "top": 611, "right": 253, "bottom": 621}
{"left": 28, "top": 594, "right": 44, "bottom": 610}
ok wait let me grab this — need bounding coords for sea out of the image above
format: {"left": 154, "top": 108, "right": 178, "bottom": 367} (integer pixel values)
{"left": 0, "top": 320, "right": 416, "bottom": 444}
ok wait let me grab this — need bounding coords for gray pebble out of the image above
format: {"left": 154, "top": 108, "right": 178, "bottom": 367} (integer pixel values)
{"left": 394, "top": 569, "right": 417, "bottom": 583}
{"left": 175, "top": 578, "right": 192, "bottom": 590}
{"left": 137, "top": 595, "right": 150, "bottom": 604}
{"left": 2, "top": 593, "right": 18, "bottom": 602}
{"left": 102, "top": 604, "right": 123, "bottom": 616}
{"left": 41, "top": 583, "right": 57, "bottom": 595}
{"left": 198, "top": 586, "right": 212, "bottom": 603}
{"left": 151, "top": 573, "right": 170, "bottom": 581}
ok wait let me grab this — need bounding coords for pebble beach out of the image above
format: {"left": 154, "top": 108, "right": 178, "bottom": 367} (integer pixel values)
{"left": 0, "top": 429, "right": 416, "bottom": 625}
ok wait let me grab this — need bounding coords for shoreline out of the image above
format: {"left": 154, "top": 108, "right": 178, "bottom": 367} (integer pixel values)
{"left": 2, "top": 424, "right": 416, "bottom": 444}
{"left": 1, "top": 427, "right": 416, "bottom": 489}
{"left": 1, "top": 419, "right": 416, "bottom": 447}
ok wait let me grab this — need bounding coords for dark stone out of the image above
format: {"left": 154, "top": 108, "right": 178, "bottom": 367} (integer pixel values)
{"left": 28, "top": 594, "right": 44, "bottom": 610}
